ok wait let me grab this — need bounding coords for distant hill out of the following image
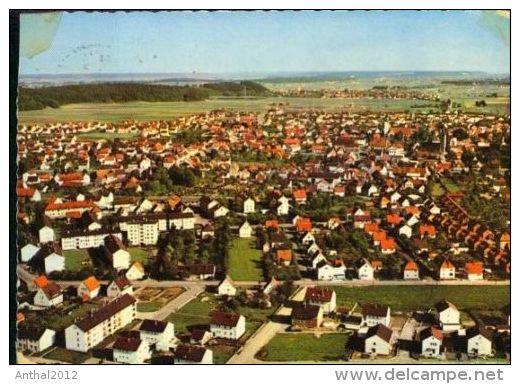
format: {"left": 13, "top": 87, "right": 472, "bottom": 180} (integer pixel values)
{"left": 17, "top": 81, "right": 273, "bottom": 111}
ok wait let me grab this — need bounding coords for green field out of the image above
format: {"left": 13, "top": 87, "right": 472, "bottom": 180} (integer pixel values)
{"left": 259, "top": 333, "right": 348, "bottom": 362}
{"left": 128, "top": 247, "right": 151, "bottom": 265}
{"left": 166, "top": 294, "right": 217, "bottom": 333}
{"left": 333, "top": 285, "right": 510, "bottom": 312}
{"left": 17, "top": 97, "right": 458, "bottom": 124}
{"left": 63, "top": 249, "right": 91, "bottom": 271}
{"left": 228, "top": 237, "right": 264, "bottom": 281}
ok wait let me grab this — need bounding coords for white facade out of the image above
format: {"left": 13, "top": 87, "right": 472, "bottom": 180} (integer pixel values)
{"left": 107, "top": 281, "right": 133, "bottom": 300}
{"left": 61, "top": 232, "right": 123, "bottom": 251}
{"left": 217, "top": 277, "right": 237, "bottom": 296}
{"left": 239, "top": 221, "right": 253, "bottom": 238}
{"left": 439, "top": 266, "right": 456, "bottom": 280}
{"left": 21, "top": 243, "right": 40, "bottom": 262}
{"left": 404, "top": 269, "right": 420, "bottom": 280}
{"left": 365, "top": 334, "right": 391, "bottom": 355}
{"left": 126, "top": 262, "right": 145, "bottom": 280}
{"left": 65, "top": 297, "right": 136, "bottom": 352}
{"left": 438, "top": 307, "right": 460, "bottom": 331}
{"left": 111, "top": 249, "right": 131, "bottom": 270}
{"left": 125, "top": 221, "right": 159, "bottom": 246}
{"left": 44, "top": 253, "right": 65, "bottom": 274}
{"left": 16, "top": 329, "right": 56, "bottom": 353}
{"left": 243, "top": 198, "right": 255, "bottom": 214}
{"left": 39, "top": 226, "right": 55, "bottom": 244}
{"left": 421, "top": 335, "right": 443, "bottom": 357}
{"left": 210, "top": 316, "right": 246, "bottom": 340}
{"left": 357, "top": 262, "right": 374, "bottom": 280}
{"left": 34, "top": 288, "right": 63, "bottom": 307}
{"left": 140, "top": 322, "right": 176, "bottom": 352}
{"left": 467, "top": 334, "right": 492, "bottom": 356}
{"left": 113, "top": 340, "right": 151, "bottom": 364}
{"left": 317, "top": 264, "right": 346, "bottom": 281}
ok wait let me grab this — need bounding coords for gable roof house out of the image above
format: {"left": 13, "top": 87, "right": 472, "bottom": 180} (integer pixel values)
{"left": 434, "top": 300, "right": 460, "bottom": 331}
{"left": 33, "top": 279, "right": 63, "bottom": 307}
{"left": 16, "top": 326, "right": 56, "bottom": 353}
{"left": 418, "top": 327, "right": 444, "bottom": 358}
{"left": 209, "top": 311, "right": 246, "bottom": 340}
{"left": 107, "top": 275, "right": 133, "bottom": 300}
{"left": 362, "top": 303, "right": 391, "bottom": 327}
{"left": 216, "top": 275, "right": 237, "bottom": 296}
{"left": 103, "top": 234, "right": 131, "bottom": 270}
{"left": 173, "top": 344, "right": 213, "bottom": 364}
{"left": 304, "top": 287, "right": 337, "bottom": 314}
{"left": 291, "top": 303, "right": 323, "bottom": 329}
{"left": 139, "top": 319, "right": 177, "bottom": 352}
{"left": 364, "top": 324, "right": 393, "bottom": 355}
{"left": 77, "top": 276, "right": 101, "bottom": 301}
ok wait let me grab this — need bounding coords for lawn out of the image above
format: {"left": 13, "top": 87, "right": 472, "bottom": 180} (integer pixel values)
{"left": 63, "top": 249, "right": 91, "bottom": 271}
{"left": 44, "top": 347, "right": 90, "bottom": 364}
{"left": 136, "top": 302, "right": 164, "bottom": 312}
{"left": 333, "top": 285, "right": 510, "bottom": 313}
{"left": 228, "top": 237, "right": 263, "bottom": 281}
{"left": 430, "top": 182, "right": 446, "bottom": 197}
{"left": 128, "top": 247, "right": 151, "bottom": 265}
{"left": 259, "top": 333, "right": 348, "bottom": 362}
{"left": 166, "top": 294, "right": 218, "bottom": 334}
{"left": 166, "top": 292, "right": 276, "bottom": 336}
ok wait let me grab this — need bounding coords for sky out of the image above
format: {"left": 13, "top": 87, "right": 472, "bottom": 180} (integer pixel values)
{"left": 18, "top": 10, "right": 510, "bottom": 75}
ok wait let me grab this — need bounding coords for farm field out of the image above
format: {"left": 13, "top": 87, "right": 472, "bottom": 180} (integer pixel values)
{"left": 258, "top": 333, "right": 348, "bottom": 362}
{"left": 228, "top": 237, "right": 264, "bottom": 281}
{"left": 333, "top": 285, "right": 510, "bottom": 313}
{"left": 17, "top": 97, "right": 463, "bottom": 124}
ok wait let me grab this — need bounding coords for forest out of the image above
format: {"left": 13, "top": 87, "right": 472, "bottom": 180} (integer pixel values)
{"left": 18, "top": 81, "right": 272, "bottom": 111}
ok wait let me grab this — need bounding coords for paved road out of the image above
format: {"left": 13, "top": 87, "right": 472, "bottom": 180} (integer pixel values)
{"left": 227, "top": 321, "right": 286, "bottom": 364}
{"left": 17, "top": 265, "right": 509, "bottom": 292}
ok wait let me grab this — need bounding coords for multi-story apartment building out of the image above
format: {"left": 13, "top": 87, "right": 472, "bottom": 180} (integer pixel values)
{"left": 65, "top": 294, "right": 137, "bottom": 352}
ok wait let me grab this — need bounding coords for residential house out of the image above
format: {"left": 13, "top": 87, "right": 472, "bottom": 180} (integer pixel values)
{"left": 364, "top": 324, "right": 393, "bottom": 355}
{"left": 356, "top": 258, "right": 374, "bottom": 280}
{"left": 16, "top": 326, "right": 56, "bottom": 353}
{"left": 38, "top": 216, "right": 55, "bottom": 244}
{"left": 276, "top": 249, "right": 293, "bottom": 266}
{"left": 209, "top": 311, "right": 246, "bottom": 340}
{"left": 418, "top": 327, "right": 444, "bottom": 358}
{"left": 434, "top": 300, "right": 460, "bottom": 331}
{"left": 173, "top": 344, "right": 213, "bottom": 364}
{"left": 103, "top": 234, "right": 131, "bottom": 270}
{"left": 126, "top": 261, "right": 145, "bottom": 281}
{"left": 33, "top": 280, "right": 63, "bottom": 307}
{"left": 139, "top": 319, "right": 176, "bottom": 352}
{"left": 216, "top": 275, "right": 237, "bottom": 296}
{"left": 107, "top": 276, "right": 133, "bottom": 300}
{"left": 466, "top": 326, "right": 493, "bottom": 357}
{"left": 291, "top": 304, "right": 323, "bottom": 328}
{"left": 113, "top": 337, "right": 151, "bottom": 364}
{"left": 465, "top": 262, "right": 484, "bottom": 281}
{"left": 21, "top": 242, "right": 40, "bottom": 263}
{"left": 243, "top": 197, "right": 256, "bottom": 214}
{"left": 77, "top": 276, "right": 101, "bottom": 300}
{"left": 437, "top": 258, "right": 456, "bottom": 280}
{"left": 304, "top": 287, "right": 337, "bottom": 314}
{"left": 239, "top": 221, "right": 253, "bottom": 238}
{"left": 403, "top": 261, "right": 420, "bottom": 280}
{"left": 362, "top": 304, "right": 391, "bottom": 327}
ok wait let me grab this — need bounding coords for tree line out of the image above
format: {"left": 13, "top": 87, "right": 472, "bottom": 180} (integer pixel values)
{"left": 18, "top": 81, "right": 272, "bottom": 111}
